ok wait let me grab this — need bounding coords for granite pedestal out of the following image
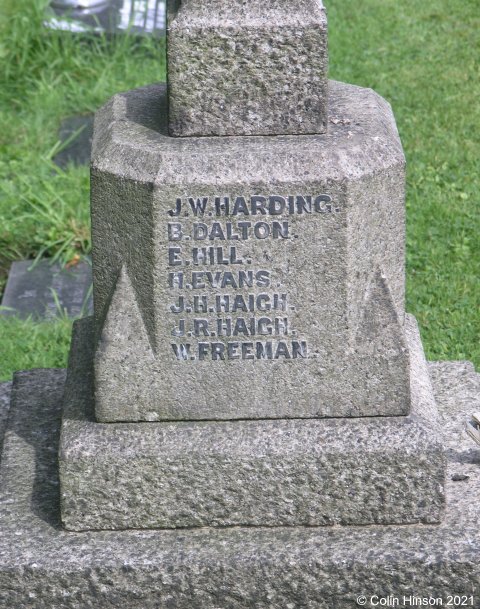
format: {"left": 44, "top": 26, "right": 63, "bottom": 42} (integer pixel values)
{"left": 167, "top": 0, "right": 328, "bottom": 136}
{"left": 1, "top": 259, "right": 92, "bottom": 320}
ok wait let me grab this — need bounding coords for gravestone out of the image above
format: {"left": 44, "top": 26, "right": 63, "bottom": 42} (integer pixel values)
{"left": 0, "top": 259, "right": 92, "bottom": 319}
{"left": 54, "top": 114, "right": 94, "bottom": 168}
{"left": 1, "top": 1, "right": 480, "bottom": 606}
{"left": 46, "top": 0, "right": 165, "bottom": 36}
{"left": 59, "top": 0, "right": 438, "bottom": 530}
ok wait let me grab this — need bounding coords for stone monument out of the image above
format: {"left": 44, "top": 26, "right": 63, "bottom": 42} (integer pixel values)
{"left": 1, "top": 1, "right": 479, "bottom": 606}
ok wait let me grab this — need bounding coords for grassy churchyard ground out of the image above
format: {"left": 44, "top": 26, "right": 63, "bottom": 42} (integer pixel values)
{"left": 0, "top": 0, "right": 478, "bottom": 380}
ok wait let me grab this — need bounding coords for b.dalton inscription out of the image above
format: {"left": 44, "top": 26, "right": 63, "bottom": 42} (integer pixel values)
{"left": 166, "top": 194, "right": 339, "bottom": 362}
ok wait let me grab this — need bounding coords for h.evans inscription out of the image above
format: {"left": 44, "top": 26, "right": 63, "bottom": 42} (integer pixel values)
{"left": 168, "top": 195, "right": 340, "bottom": 362}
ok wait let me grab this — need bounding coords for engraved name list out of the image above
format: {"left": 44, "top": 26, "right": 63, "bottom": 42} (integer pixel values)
{"left": 167, "top": 194, "right": 339, "bottom": 362}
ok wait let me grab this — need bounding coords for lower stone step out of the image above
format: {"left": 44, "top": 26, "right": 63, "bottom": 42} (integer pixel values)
{"left": 59, "top": 314, "right": 445, "bottom": 531}
{"left": 0, "top": 363, "right": 478, "bottom": 607}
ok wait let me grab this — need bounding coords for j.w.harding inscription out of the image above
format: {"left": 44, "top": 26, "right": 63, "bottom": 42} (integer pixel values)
{"left": 167, "top": 194, "right": 340, "bottom": 362}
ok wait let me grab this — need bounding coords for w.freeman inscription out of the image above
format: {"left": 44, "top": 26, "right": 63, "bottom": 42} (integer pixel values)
{"left": 167, "top": 194, "right": 340, "bottom": 362}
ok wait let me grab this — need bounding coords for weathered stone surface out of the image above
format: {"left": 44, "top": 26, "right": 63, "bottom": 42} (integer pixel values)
{"left": 167, "top": 0, "right": 328, "bottom": 137}
{"left": 0, "top": 364, "right": 479, "bottom": 608}
{"left": 59, "top": 314, "right": 444, "bottom": 531}
{"left": 0, "top": 381, "right": 11, "bottom": 463}
{"left": 91, "top": 80, "right": 409, "bottom": 421}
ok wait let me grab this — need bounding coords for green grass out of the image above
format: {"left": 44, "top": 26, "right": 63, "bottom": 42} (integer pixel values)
{"left": 328, "top": 0, "right": 480, "bottom": 365}
{"left": 0, "top": 0, "right": 478, "bottom": 380}
{"left": 0, "top": 315, "right": 72, "bottom": 375}
{"left": 0, "top": 0, "right": 165, "bottom": 275}
{"left": 0, "top": 0, "right": 165, "bottom": 379}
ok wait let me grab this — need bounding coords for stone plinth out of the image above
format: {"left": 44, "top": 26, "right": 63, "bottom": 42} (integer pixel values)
{"left": 91, "top": 81, "right": 409, "bottom": 422}
{"left": 0, "top": 364, "right": 478, "bottom": 608}
{"left": 167, "top": 0, "right": 328, "bottom": 136}
{"left": 59, "top": 314, "right": 444, "bottom": 531}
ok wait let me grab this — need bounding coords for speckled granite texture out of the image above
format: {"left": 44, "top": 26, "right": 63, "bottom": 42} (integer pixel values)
{"left": 59, "top": 314, "right": 445, "bottom": 531}
{"left": 167, "top": 0, "right": 328, "bottom": 136}
{"left": 0, "top": 363, "right": 479, "bottom": 608}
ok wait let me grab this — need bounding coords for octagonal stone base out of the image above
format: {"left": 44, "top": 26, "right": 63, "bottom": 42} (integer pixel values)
{"left": 91, "top": 80, "right": 410, "bottom": 422}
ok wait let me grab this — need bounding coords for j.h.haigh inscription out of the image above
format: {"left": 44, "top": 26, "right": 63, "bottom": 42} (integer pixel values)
{"left": 167, "top": 194, "right": 340, "bottom": 362}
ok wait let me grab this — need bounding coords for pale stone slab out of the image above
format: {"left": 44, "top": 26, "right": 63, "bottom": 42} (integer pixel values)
{"left": 91, "top": 81, "right": 409, "bottom": 421}
{"left": 59, "top": 314, "right": 445, "bottom": 531}
{"left": 0, "top": 364, "right": 479, "bottom": 608}
{"left": 167, "top": 0, "right": 328, "bottom": 136}
{"left": 54, "top": 114, "right": 94, "bottom": 168}
{"left": 429, "top": 361, "right": 480, "bottom": 465}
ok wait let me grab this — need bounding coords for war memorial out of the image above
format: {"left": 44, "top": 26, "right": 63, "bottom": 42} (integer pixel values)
{"left": 0, "top": 0, "right": 479, "bottom": 606}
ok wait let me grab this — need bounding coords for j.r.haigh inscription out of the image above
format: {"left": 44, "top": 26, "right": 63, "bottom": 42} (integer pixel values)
{"left": 167, "top": 194, "right": 340, "bottom": 362}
